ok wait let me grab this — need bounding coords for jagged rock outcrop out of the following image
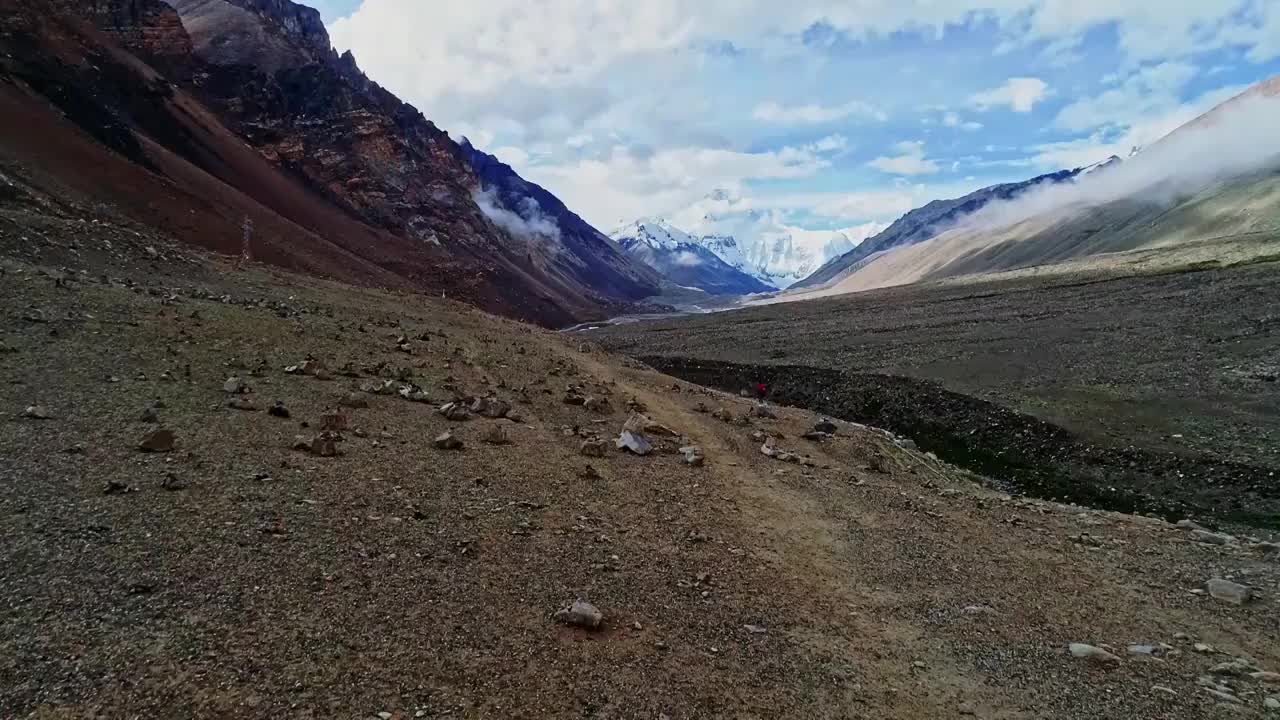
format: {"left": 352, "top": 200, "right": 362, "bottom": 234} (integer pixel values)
{"left": 0, "top": 0, "right": 662, "bottom": 327}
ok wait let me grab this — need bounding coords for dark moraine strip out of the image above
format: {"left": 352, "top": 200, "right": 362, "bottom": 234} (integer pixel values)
{"left": 642, "top": 356, "right": 1280, "bottom": 529}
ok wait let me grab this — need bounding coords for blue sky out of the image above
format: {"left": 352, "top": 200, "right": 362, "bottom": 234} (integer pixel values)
{"left": 318, "top": 0, "right": 1280, "bottom": 232}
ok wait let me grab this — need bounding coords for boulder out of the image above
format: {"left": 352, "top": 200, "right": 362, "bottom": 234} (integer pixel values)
{"left": 1206, "top": 578, "right": 1253, "bottom": 605}
{"left": 480, "top": 424, "right": 511, "bottom": 445}
{"left": 554, "top": 599, "right": 603, "bottom": 629}
{"left": 138, "top": 428, "right": 176, "bottom": 453}
{"left": 1069, "top": 643, "right": 1120, "bottom": 664}
{"left": 580, "top": 439, "right": 607, "bottom": 457}
{"left": 616, "top": 430, "right": 653, "bottom": 456}
{"left": 434, "top": 432, "right": 464, "bottom": 451}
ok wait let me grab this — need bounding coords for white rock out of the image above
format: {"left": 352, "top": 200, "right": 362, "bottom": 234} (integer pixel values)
{"left": 1069, "top": 643, "right": 1120, "bottom": 664}
{"left": 554, "top": 599, "right": 603, "bottom": 629}
{"left": 1193, "top": 530, "right": 1237, "bottom": 545}
{"left": 616, "top": 430, "right": 652, "bottom": 456}
{"left": 1206, "top": 578, "right": 1253, "bottom": 605}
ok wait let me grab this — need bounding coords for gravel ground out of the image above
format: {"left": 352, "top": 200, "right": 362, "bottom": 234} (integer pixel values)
{"left": 2, "top": 241, "right": 1279, "bottom": 718}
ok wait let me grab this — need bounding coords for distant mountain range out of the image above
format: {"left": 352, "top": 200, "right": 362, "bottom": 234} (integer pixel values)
{"left": 612, "top": 190, "right": 885, "bottom": 294}
{"left": 612, "top": 220, "right": 775, "bottom": 295}
{"left": 0, "top": 0, "right": 660, "bottom": 327}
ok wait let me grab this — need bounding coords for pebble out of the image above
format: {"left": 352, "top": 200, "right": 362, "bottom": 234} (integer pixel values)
{"left": 580, "top": 439, "right": 607, "bottom": 457}
{"left": 616, "top": 430, "right": 652, "bottom": 456}
{"left": 268, "top": 401, "right": 291, "bottom": 418}
{"left": 680, "top": 445, "right": 705, "bottom": 466}
{"left": 554, "top": 599, "right": 603, "bottom": 629}
{"left": 433, "top": 432, "right": 463, "bottom": 451}
{"left": 139, "top": 406, "right": 159, "bottom": 423}
{"left": 1264, "top": 697, "right": 1279, "bottom": 710}
{"left": 480, "top": 424, "right": 510, "bottom": 445}
{"left": 438, "top": 402, "right": 471, "bottom": 422}
{"left": 22, "top": 405, "right": 53, "bottom": 420}
{"left": 1195, "top": 643, "right": 1217, "bottom": 654}
{"left": 223, "top": 376, "right": 247, "bottom": 394}
{"left": 1206, "top": 578, "right": 1253, "bottom": 605}
{"left": 1069, "top": 643, "right": 1120, "bottom": 664}
{"left": 138, "top": 428, "right": 176, "bottom": 453}
{"left": 744, "top": 624, "right": 768, "bottom": 634}
{"left": 1194, "top": 530, "right": 1237, "bottom": 545}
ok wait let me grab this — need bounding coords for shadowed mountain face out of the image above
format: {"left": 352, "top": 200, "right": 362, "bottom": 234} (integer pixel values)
{"left": 0, "top": 0, "right": 660, "bottom": 326}
{"left": 795, "top": 169, "right": 1082, "bottom": 289}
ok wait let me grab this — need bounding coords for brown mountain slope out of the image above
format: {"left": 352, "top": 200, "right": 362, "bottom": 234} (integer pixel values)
{"left": 0, "top": 0, "right": 660, "bottom": 326}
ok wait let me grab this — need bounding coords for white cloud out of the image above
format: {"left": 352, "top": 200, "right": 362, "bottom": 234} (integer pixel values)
{"left": 1054, "top": 61, "right": 1199, "bottom": 131}
{"left": 516, "top": 143, "right": 831, "bottom": 228}
{"left": 1032, "top": 81, "right": 1251, "bottom": 169}
{"left": 752, "top": 99, "right": 887, "bottom": 125}
{"left": 868, "top": 141, "right": 941, "bottom": 176}
{"left": 942, "top": 111, "right": 984, "bottom": 130}
{"left": 673, "top": 251, "right": 704, "bottom": 266}
{"left": 807, "top": 134, "right": 851, "bottom": 153}
{"left": 472, "top": 189, "right": 562, "bottom": 242}
{"left": 970, "top": 77, "right": 1050, "bottom": 113}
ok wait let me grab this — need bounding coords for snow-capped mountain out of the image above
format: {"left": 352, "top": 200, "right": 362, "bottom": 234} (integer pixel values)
{"left": 612, "top": 220, "right": 775, "bottom": 296}
{"left": 662, "top": 189, "right": 887, "bottom": 287}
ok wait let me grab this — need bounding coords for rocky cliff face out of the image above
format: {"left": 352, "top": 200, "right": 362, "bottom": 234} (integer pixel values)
{"left": 67, "top": 0, "right": 194, "bottom": 58}
{"left": 1, "top": 0, "right": 660, "bottom": 325}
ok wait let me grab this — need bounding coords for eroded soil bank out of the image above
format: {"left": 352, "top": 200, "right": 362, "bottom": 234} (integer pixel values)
{"left": 641, "top": 355, "right": 1280, "bottom": 529}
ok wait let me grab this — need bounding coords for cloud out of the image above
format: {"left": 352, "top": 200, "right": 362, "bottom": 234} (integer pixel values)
{"left": 1031, "top": 82, "right": 1251, "bottom": 169}
{"left": 806, "top": 134, "right": 850, "bottom": 153}
{"left": 673, "top": 251, "right": 704, "bottom": 266}
{"left": 472, "top": 189, "right": 562, "bottom": 243}
{"left": 970, "top": 77, "right": 1050, "bottom": 113}
{"left": 517, "top": 142, "right": 831, "bottom": 228}
{"left": 868, "top": 141, "right": 941, "bottom": 176}
{"left": 752, "top": 99, "right": 887, "bottom": 125}
{"left": 961, "top": 93, "right": 1280, "bottom": 234}
{"left": 1054, "top": 62, "right": 1199, "bottom": 131}
{"left": 942, "top": 111, "right": 984, "bottom": 131}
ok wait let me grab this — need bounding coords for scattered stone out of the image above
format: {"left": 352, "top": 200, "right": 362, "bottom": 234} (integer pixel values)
{"left": 750, "top": 404, "right": 776, "bottom": 419}
{"left": 1252, "top": 672, "right": 1280, "bottom": 684}
{"left": 471, "top": 396, "right": 511, "bottom": 418}
{"left": 761, "top": 437, "right": 780, "bottom": 458}
{"left": 802, "top": 430, "right": 832, "bottom": 442}
{"left": 562, "top": 393, "right": 586, "bottom": 406}
{"left": 579, "top": 464, "right": 602, "bottom": 480}
{"left": 744, "top": 624, "right": 768, "bottom": 634}
{"left": 227, "top": 397, "right": 257, "bottom": 411}
{"left": 63, "top": 443, "right": 86, "bottom": 455}
{"left": 554, "top": 599, "right": 603, "bottom": 629}
{"left": 103, "top": 480, "right": 131, "bottom": 495}
{"left": 139, "top": 406, "right": 159, "bottom": 423}
{"left": 268, "top": 401, "right": 291, "bottom": 418}
{"left": 583, "top": 396, "right": 612, "bottom": 414}
{"left": 1210, "top": 660, "right": 1257, "bottom": 676}
{"left": 1151, "top": 686, "right": 1177, "bottom": 697}
{"left": 480, "top": 424, "right": 510, "bottom": 445}
{"left": 616, "top": 430, "right": 652, "bottom": 456}
{"left": 1194, "top": 530, "right": 1237, "bottom": 545}
{"left": 223, "top": 376, "right": 248, "bottom": 394}
{"left": 138, "top": 428, "right": 176, "bottom": 453}
{"left": 1206, "top": 578, "right": 1253, "bottom": 605}
{"left": 22, "top": 405, "right": 53, "bottom": 420}
{"left": 1177, "top": 519, "right": 1208, "bottom": 531}
{"left": 21, "top": 309, "right": 47, "bottom": 323}
{"left": 1128, "top": 644, "right": 1170, "bottom": 657}
{"left": 434, "top": 432, "right": 463, "bottom": 451}
{"left": 1264, "top": 697, "right": 1279, "bottom": 710}
{"left": 161, "top": 472, "right": 187, "bottom": 491}
{"left": 580, "top": 439, "right": 607, "bottom": 457}
{"left": 1195, "top": 643, "right": 1217, "bottom": 654}
{"left": 962, "top": 605, "right": 996, "bottom": 615}
{"left": 340, "top": 392, "right": 369, "bottom": 409}
{"left": 319, "top": 410, "right": 348, "bottom": 434}
{"left": 293, "top": 435, "right": 339, "bottom": 457}
{"left": 438, "top": 402, "right": 471, "bottom": 422}
{"left": 694, "top": 402, "right": 709, "bottom": 413}
{"left": 680, "top": 446, "right": 705, "bottom": 466}
{"left": 957, "top": 703, "right": 977, "bottom": 716}
{"left": 1203, "top": 687, "right": 1242, "bottom": 704}
{"left": 814, "top": 418, "right": 838, "bottom": 434}
{"left": 1069, "top": 643, "right": 1120, "bottom": 664}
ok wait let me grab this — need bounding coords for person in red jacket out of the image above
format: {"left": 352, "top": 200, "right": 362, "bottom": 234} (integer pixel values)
{"left": 755, "top": 382, "right": 767, "bottom": 399}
